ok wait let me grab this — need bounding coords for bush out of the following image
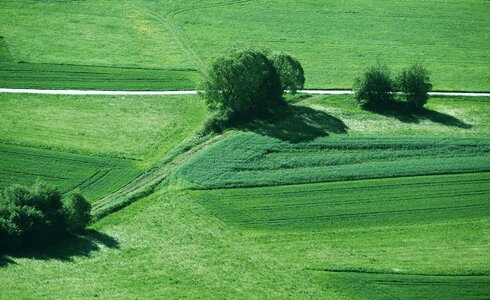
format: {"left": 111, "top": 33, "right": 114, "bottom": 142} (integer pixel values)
{"left": 0, "top": 181, "right": 91, "bottom": 251}
{"left": 353, "top": 63, "right": 394, "bottom": 109}
{"left": 269, "top": 51, "right": 305, "bottom": 94}
{"left": 396, "top": 63, "right": 432, "bottom": 109}
{"left": 200, "top": 48, "right": 283, "bottom": 126}
{"left": 63, "top": 190, "right": 91, "bottom": 233}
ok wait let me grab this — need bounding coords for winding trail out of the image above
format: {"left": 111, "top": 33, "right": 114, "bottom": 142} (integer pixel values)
{"left": 1, "top": 88, "right": 489, "bottom": 97}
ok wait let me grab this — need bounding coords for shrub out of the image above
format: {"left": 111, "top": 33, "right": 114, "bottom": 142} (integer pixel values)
{"left": 353, "top": 63, "right": 394, "bottom": 109}
{"left": 63, "top": 190, "right": 91, "bottom": 233}
{"left": 0, "top": 210, "right": 22, "bottom": 251}
{"left": 0, "top": 181, "right": 91, "bottom": 251}
{"left": 269, "top": 51, "right": 305, "bottom": 94}
{"left": 396, "top": 63, "right": 432, "bottom": 109}
{"left": 200, "top": 48, "right": 283, "bottom": 127}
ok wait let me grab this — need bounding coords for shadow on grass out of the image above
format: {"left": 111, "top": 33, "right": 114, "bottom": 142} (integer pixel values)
{"left": 0, "top": 229, "right": 119, "bottom": 267}
{"left": 371, "top": 102, "right": 472, "bottom": 128}
{"left": 237, "top": 104, "right": 348, "bottom": 143}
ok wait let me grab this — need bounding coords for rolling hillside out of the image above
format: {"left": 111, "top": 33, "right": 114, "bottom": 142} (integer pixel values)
{"left": 1, "top": 0, "right": 488, "bottom": 90}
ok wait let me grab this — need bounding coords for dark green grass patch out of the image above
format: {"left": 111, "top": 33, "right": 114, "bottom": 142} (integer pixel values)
{"left": 0, "top": 143, "right": 140, "bottom": 202}
{"left": 191, "top": 173, "right": 490, "bottom": 232}
{"left": 0, "top": 62, "right": 200, "bottom": 91}
{"left": 314, "top": 271, "right": 490, "bottom": 300}
{"left": 177, "top": 134, "right": 490, "bottom": 189}
{"left": 191, "top": 173, "right": 490, "bottom": 277}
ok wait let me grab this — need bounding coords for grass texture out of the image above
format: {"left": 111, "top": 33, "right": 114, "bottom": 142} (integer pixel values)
{"left": 176, "top": 133, "right": 490, "bottom": 189}
{"left": 190, "top": 173, "right": 490, "bottom": 298}
{"left": 0, "top": 93, "right": 207, "bottom": 166}
{"left": 0, "top": 144, "right": 139, "bottom": 202}
{"left": 0, "top": 93, "right": 207, "bottom": 201}
{"left": 0, "top": 191, "right": 344, "bottom": 299}
{"left": 0, "top": 0, "right": 488, "bottom": 91}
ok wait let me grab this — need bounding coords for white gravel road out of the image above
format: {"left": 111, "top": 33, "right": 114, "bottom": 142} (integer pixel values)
{"left": 0, "top": 88, "right": 488, "bottom": 97}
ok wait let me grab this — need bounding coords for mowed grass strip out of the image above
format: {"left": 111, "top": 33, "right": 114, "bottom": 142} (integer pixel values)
{"left": 190, "top": 173, "right": 490, "bottom": 231}
{"left": 191, "top": 173, "right": 490, "bottom": 292}
{"left": 303, "top": 95, "right": 490, "bottom": 137}
{"left": 0, "top": 143, "right": 140, "bottom": 202}
{"left": 177, "top": 134, "right": 490, "bottom": 189}
{"left": 0, "top": 62, "right": 200, "bottom": 91}
{"left": 0, "top": 93, "right": 207, "bottom": 166}
{"left": 313, "top": 271, "right": 490, "bottom": 300}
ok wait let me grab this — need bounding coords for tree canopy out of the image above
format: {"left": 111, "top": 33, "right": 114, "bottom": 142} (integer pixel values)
{"left": 269, "top": 51, "right": 305, "bottom": 94}
{"left": 201, "top": 48, "right": 283, "bottom": 128}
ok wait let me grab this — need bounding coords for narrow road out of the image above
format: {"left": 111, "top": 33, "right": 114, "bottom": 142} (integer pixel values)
{"left": 1, "top": 88, "right": 489, "bottom": 97}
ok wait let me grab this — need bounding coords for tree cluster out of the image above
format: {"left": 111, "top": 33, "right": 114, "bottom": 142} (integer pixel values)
{"left": 0, "top": 180, "right": 91, "bottom": 251}
{"left": 354, "top": 63, "right": 432, "bottom": 110}
{"left": 200, "top": 48, "right": 305, "bottom": 131}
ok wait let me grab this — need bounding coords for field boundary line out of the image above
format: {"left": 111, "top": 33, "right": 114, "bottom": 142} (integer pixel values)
{"left": 1, "top": 88, "right": 489, "bottom": 97}
{"left": 91, "top": 132, "right": 233, "bottom": 221}
{"left": 307, "top": 268, "right": 490, "bottom": 277}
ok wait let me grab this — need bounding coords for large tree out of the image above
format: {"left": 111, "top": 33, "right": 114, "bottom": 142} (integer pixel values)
{"left": 200, "top": 48, "right": 283, "bottom": 128}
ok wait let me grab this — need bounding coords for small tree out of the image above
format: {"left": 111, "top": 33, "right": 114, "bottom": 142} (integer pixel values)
{"left": 63, "top": 190, "right": 91, "bottom": 233}
{"left": 396, "top": 63, "right": 432, "bottom": 109}
{"left": 0, "top": 181, "right": 91, "bottom": 251}
{"left": 269, "top": 51, "right": 305, "bottom": 94}
{"left": 353, "top": 63, "right": 394, "bottom": 109}
{"left": 200, "top": 48, "right": 283, "bottom": 129}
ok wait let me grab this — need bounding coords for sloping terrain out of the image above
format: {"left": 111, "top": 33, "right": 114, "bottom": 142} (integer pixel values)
{"left": 1, "top": 0, "right": 488, "bottom": 90}
{"left": 1, "top": 94, "right": 489, "bottom": 299}
{"left": 0, "top": 93, "right": 207, "bottom": 202}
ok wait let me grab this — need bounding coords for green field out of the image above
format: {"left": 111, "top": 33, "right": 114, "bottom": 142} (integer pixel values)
{"left": 1, "top": 1, "right": 490, "bottom": 298}
{"left": 176, "top": 95, "right": 490, "bottom": 189}
{"left": 1, "top": 92, "right": 489, "bottom": 298}
{"left": 0, "top": 93, "right": 207, "bottom": 165}
{"left": 1, "top": 0, "right": 489, "bottom": 91}
{"left": 0, "top": 93, "right": 207, "bottom": 202}
{"left": 190, "top": 173, "right": 490, "bottom": 297}
{"left": 0, "top": 144, "right": 139, "bottom": 202}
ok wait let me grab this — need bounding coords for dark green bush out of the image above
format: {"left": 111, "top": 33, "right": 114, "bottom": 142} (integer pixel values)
{"left": 353, "top": 63, "right": 394, "bottom": 109}
{"left": 200, "top": 48, "right": 283, "bottom": 127}
{"left": 0, "top": 181, "right": 91, "bottom": 251}
{"left": 269, "top": 51, "right": 305, "bottom": 94}
{"left": 396, "top": 63, "right": 432, "bottom": 109}
{"left": 63, "top": 190, "right": 91, "bottom": 233}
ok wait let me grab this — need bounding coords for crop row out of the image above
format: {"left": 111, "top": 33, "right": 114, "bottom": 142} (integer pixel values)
{"left": 0, "top": 62, "right": 199, "bottom": 91}
{"left": 0, "top": 143, "right": 140, "bottom": 202}
{"left": 178, "top": 133, "right": 490, "bottom": 189}
{"left": 191, "top": 172, "right": 490, "bottom": 231}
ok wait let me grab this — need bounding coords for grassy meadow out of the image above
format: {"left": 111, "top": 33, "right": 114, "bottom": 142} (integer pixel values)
{"left": 190, "top": 173, "right": 490, "bottom": 298}
{"left": 2, "top": 93, "right": 489, "bottom": 298}
{"left": 0, "top": 93, "right": 206, "bottom": 165}
{"left": 1, "top": 0, "right": 489, "bottom": 298}
{"left": 0, "top": 93, "right": 207, "bottom": 202}
{"left": 175, "top": 95, "right": 490, "bottom": 189}
{"left": 1, "top": 0, "right": 489, "bottom": 90}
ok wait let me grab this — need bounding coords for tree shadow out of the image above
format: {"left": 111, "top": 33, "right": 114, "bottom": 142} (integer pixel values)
{"left": 370, "top": 102, "right": 472, "bottom": 128}
{"left": 236, "top": 104, "right": 348, "bottom": 143}
{"left": 1, "top": 229, "right": 119, "bottom": 266}
{"left": 0, "top": 255, "right": 16, "bottom": 267}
